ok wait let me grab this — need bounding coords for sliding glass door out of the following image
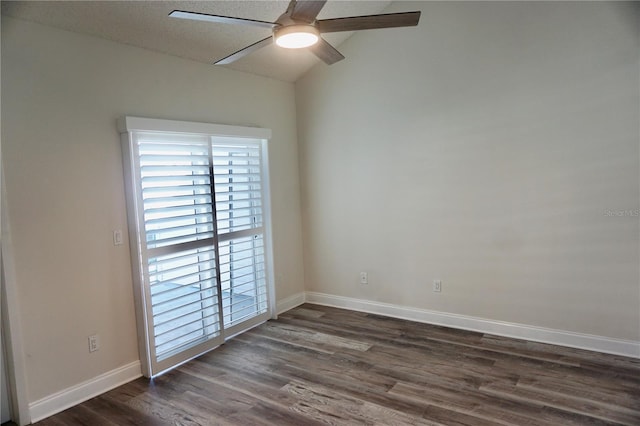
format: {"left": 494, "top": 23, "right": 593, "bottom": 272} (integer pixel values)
{"left": 120, "top": 117, "right": 273, "bottom": 377}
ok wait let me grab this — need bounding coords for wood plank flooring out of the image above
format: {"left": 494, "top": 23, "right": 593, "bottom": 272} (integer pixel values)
{"left": 35, "top": 304, "right": 640, "bottom": 425}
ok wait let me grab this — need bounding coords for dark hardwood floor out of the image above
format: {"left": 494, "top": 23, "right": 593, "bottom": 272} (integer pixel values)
{"left": 35, "top": 304, "right": 640, "bottom": 425}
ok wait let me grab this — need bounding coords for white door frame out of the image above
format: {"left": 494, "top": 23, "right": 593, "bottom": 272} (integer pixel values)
{"left": 1, "top": 164, "right": 31, "bottom": 425}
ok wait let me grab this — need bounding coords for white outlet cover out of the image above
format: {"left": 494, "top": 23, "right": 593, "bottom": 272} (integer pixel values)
{"left": 88, "top": 335, "right": 100, "bottom": 352}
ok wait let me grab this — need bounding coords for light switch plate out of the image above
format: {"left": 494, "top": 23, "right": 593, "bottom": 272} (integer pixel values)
{"left": 113, "top": 230, "right": 123, "bottom": 246}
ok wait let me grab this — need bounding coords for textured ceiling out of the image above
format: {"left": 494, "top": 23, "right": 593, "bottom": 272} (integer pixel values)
{"left": 1, "top": 0, "right": 393, "bottom": 82}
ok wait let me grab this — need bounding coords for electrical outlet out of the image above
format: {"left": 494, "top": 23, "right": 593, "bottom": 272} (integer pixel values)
{"left": 360, "top": 272, "right": 368, "bottom": 285}
{"left": 433, "top": 280, "right": 442, "bottom": 293}
{"left": 88, "top": 335, "right": 100, "bottom": 353}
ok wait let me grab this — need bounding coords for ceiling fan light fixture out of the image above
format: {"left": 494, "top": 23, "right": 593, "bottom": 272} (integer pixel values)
{"left": 274, "top": 25, "right": 320, "bottom": 49}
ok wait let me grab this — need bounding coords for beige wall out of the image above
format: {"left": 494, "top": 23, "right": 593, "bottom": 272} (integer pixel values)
{"left": 296, "top": 1, "right": 640, "bottom": 341}
{"left": 1, "top": 16, "right": 305, "bottom": 402}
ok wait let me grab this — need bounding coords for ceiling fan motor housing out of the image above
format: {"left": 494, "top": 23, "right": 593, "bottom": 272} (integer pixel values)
{"left": 273, "top": 24, "right": 320, "bottom": 48}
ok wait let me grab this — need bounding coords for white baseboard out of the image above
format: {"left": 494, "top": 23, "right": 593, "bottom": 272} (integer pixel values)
{"left": 29, "top": 361, "right": 142, "bottom": 423}
{"left": 305, "top": 292, "right": 640, "bottom": 359}
{"left": 276, "top": 292, "right": 306, "bottom": 315}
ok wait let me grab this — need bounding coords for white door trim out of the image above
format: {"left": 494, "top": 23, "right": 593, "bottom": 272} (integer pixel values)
{"left": 1, "top": 164, "right": 31, "bottom": 425}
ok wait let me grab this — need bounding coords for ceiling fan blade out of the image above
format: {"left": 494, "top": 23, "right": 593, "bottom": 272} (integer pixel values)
{"left": 308, "top": 38, "right": 344, "bottom": 65}
{"left": 215, "top": 36, "right": 273, "bottom": 65}
{"left": 291, "top": 0, "right": 327, "bottom": 23}
{"left": 285, "top": 0, "right": 297, "bottom": 14}
{"left": 169, "top": 10, "right": 276, "bottom": 30}
{"left": 317, "top": 11, "right": 421, "bottom": 33}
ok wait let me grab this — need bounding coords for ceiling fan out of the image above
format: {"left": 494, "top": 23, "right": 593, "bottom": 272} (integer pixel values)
{"left": 169, "top": 0, "right": 421, "bottom": 65}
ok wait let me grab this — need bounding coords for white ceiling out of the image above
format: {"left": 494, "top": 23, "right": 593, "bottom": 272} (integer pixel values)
{"left": 1, "top": 0, "right": 393, "bottom": 82}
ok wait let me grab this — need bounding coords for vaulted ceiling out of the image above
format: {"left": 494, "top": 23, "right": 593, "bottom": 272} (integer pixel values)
{"left": 1, "top": 0, "right": 392, "bottom": 82}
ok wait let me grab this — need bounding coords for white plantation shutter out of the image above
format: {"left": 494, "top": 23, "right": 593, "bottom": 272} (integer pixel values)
{"left": 213, "top": 144, "right": 263, "bottom": 234}
{"left": 212, "top": 143, "right": 268, "bottom": 328}
{"left": 149, "top": 246, "right": 219, "bottom": 360}
{"left": 137, "top": 134, "right": 222, "bottom": 364}
{"left": 120, "top": 117, "right": 273, "bottom": 377}
{"left": 140, "top": 134, "right": 215, "bottom": 250}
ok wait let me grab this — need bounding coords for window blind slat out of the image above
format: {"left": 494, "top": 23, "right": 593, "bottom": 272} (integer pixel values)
{"left": 152, "top": 288, "right": 217, "bottom": 316}
{"left": 143, "top": 194, "right": 213, "bottom": 204}
{"left": 145, "top": 211, "right": 213, "bottom": 225}
{"left": 148, "top": 234, "right": 215, "bottom": 250}
{"left": 140, "top": 167, "right": 209, "bottom": 174}
{"left": 141, "top": 175, "right": 210, "bottom": 185}
{"left": 215, "top": 195, "right": 261, "bottom": 203}
{"left": 223, "top": 307, "right": 267, "bottom": 326}
{"left": 214, "top": 184, "right": 262, "bottom": 192}
{"left": 145, "top": 217, "right": 213, "bottom": 231}
{"left": 154, "top": 302, "right": 218, "bottom": 330}
{"left": 155, "top": 311, "right": 219, "bottom": 340}
{"left": 142, "top": 184, "right": 211, "bottom": 195}
{"left": 214, "top": 211, "right": 261, "bottom": 222}
{"left": 146, "top": 222, "right": 215, "bottom": 245}
{"left": 149, "top": 256, "right": 216, "bottom": 279}
{"left": 222, "top": 289, "right": 268, "bottom": 303}
{"left": 150, "top": 266, "right": 217, "bottom": 291}
{"left": 214, "top": 170, "right": 259, "bottom": 174}
{"left": 139, "top": 152, "right": 209, "bottom": 160}
{"left": 219, "top": 266, "right": 265, "bottom": 282}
